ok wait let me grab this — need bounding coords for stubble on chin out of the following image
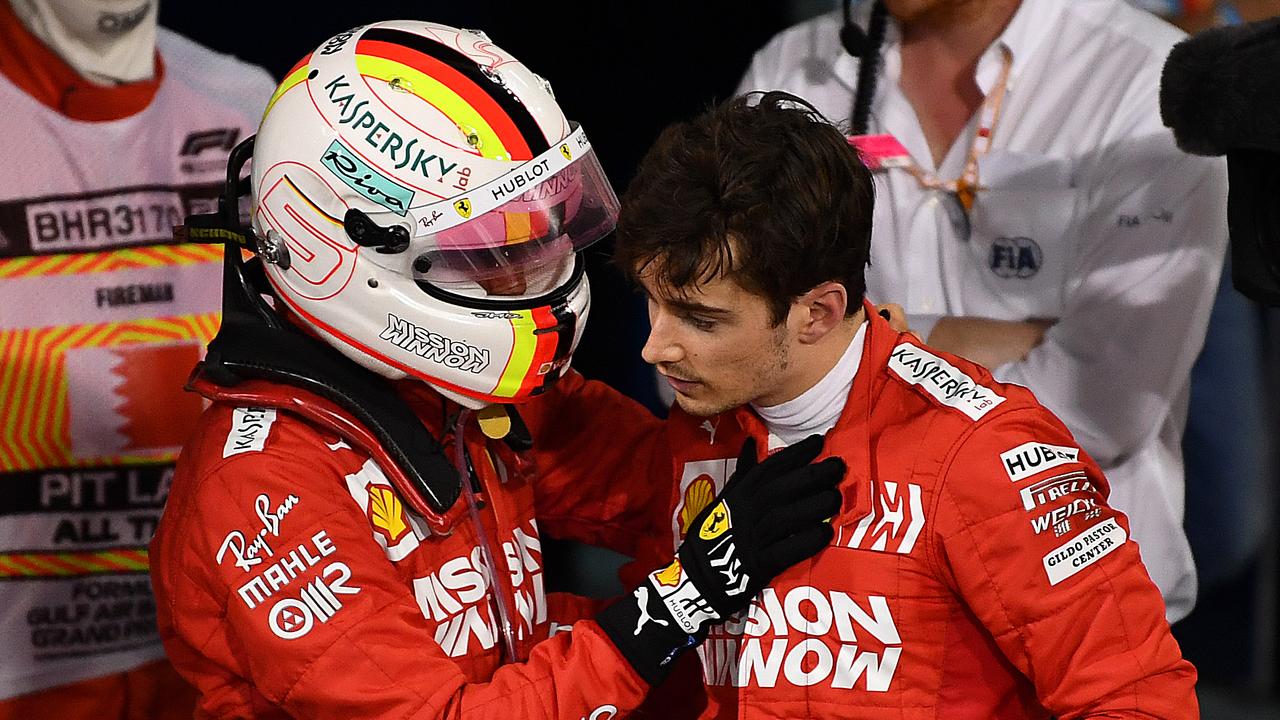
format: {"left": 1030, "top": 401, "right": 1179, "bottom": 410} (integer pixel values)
{"left": 673, "top": 325, "right": 793, "bottom": 418}
{"left": 673, "top": 389, "right": 741, "bottom": 419}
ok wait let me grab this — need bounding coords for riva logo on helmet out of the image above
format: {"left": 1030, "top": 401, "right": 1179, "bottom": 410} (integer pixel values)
{"left": 380, "top": 313, "right": 490, "bottom": 373}
{"left": 324, "top": 76, "right": 462, "bottom": 182}
{"left": 321, "top": 140, "right": 415, "bottom": 216}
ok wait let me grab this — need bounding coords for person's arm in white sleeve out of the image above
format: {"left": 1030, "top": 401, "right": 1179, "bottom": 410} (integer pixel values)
{"left": 990, "top": 132, "right": 1228, "bottom": 466}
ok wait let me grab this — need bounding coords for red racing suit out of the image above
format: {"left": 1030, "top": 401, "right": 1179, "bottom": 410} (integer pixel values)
{"left": 638, "top": 308, "right": 1197, "bottom": 719}
{"left": 150, "top": 370, "right": 671, "bottom": 720}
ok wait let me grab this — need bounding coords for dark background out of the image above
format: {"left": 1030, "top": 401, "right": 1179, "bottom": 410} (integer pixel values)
{"left": 159, "top": 1, "right": 1279, "bottom": 712}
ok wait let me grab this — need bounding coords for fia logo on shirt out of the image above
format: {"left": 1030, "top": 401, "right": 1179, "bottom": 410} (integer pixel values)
{"left": 989, "top": 236, "right": 1042, "bottom": 279}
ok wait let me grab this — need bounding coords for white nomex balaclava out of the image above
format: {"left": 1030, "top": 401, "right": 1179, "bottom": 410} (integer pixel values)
{"left": 9, "top": 0, "right": 157, "bottom": 85}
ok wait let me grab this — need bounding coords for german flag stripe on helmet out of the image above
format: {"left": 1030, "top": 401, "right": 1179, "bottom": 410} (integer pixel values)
{"left": 491, "top": 310, "right": 539, "bottom": 398}
{"left": 263, "top": 52, "right": 313, "bottom": 122}
{"left": 284, "top": 52, "right": 313, "bottom": 83}
{"left": 519, "top": 305, "right": 566, "bottom": 397}
{"left": 353, "top": 51, "right": 509, "bottom": 161}
{"left": 489, "top": 305, "right": 567, "bottom": 399}
{"left": 356, "top": 28, "right": 550, "bottom": 160}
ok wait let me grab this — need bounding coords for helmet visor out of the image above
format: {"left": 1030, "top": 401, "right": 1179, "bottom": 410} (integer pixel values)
{"left": 361, "top": 125, "right": 618, "bottom": 301}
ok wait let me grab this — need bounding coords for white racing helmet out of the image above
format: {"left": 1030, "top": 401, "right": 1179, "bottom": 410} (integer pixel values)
{"left": 249, "top": 20, "right": 618, "bottom": 406}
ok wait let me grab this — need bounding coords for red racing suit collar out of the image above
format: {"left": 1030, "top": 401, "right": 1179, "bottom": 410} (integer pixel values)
{"left": 188, "top": 374, "right": 469, "bottom": 534}
{"left": 729, "top": 298, "right": 884, "bottom": 522}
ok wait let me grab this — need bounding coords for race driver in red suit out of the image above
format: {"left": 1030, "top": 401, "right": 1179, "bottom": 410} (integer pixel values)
{"left": 149, "top": 23, "right": 846, "bottom": 720}
{"left": 607, "top": 91, "right": 1198, "bottom": 719}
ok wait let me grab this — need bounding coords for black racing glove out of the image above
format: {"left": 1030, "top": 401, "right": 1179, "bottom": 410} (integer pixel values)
{"left": 597, "top": 434, "right": 845, "bottom": 685}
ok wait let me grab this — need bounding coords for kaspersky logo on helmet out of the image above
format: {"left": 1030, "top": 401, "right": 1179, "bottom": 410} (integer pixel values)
{"left": 380, "top": 314, "right": 490, "bottom": 373}
{"left": 323, "top": 75, "right": 463, "bottom": 183}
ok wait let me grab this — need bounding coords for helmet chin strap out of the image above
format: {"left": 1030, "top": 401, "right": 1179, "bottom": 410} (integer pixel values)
{"left": 10, "top": 0, "right": 157, "bottom": 85}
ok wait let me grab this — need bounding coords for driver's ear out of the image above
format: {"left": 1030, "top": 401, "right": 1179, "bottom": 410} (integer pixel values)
{"left": 793, "top": 281, "right": 848, "bottom": 344}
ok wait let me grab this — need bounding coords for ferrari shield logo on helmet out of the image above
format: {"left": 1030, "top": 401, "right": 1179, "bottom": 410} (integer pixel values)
{"left": 453, "top": 198, "right": 472, "bottom": 218}
{"left": 560, "top": 144, "right": 572, "bottom": 161}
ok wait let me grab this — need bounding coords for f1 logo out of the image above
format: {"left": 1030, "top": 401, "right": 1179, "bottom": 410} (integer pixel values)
{"left": 181, "top": 128, "right": 240, "bottom": 157}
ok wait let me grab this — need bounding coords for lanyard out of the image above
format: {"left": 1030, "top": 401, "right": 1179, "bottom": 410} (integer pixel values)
{"left": 897, "top": 45, "right": 1014, "bottom": 214}
{"left": 848, "top": 8, "right": 1016, "bottom": 217}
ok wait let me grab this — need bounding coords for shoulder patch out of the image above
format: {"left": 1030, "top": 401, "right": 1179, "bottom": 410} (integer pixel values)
{"left": 222, "top": 407, "right": 278, "bottom": 457}
{"left": 886, "top": 343, "right": 1005, "bottom": 421}
{"left": 344, "top": 458, "right": 424, "bottom": 561}
{"left": 1042, "top": 518, "right": 1126, "bottom": 585}
{"left": 999, "top": 441, "right": 1080, "bottom": 482}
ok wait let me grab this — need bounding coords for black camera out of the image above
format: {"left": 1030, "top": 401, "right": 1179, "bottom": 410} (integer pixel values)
{"left": 1161, "top": 17, "right": 1280, "bottom": 306}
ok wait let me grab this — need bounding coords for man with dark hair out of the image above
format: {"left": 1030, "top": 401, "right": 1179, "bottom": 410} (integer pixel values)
{"left": 614, "top": 91, "right": 1197, "bottom": 718}
{"left": 618, "top": 91, "right": 875, "bottom": 422}
{"left": 736, "top": 0, "right": 1231, "bottom": 622}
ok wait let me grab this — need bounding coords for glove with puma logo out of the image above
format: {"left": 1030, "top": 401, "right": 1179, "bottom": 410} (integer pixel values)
{"left": 597, "top": 433, "right": 844, "bottom": 685}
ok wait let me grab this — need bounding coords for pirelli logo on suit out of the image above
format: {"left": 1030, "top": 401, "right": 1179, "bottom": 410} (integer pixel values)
{"left": 1019, "top": 470, "right": 1092, "bottom": 511}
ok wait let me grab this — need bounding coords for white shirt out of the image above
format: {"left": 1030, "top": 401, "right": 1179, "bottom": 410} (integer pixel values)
{"left": 0, "top": 29, "right": 275, "bottom": 698}
{"left": 754, "top": 322, "right": 867, "bottom": 450}
{"left": 738, "top": 0, "right": 1228, "bottom": 621}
